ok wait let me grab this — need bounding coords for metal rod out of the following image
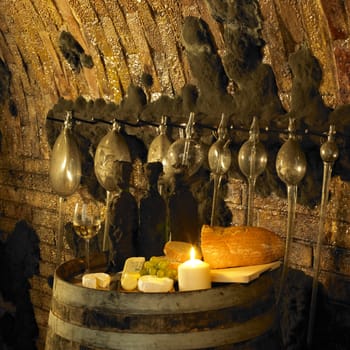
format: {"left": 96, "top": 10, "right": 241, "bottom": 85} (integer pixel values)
{"left": 85, "top": 239, "right": 91, "bottom": 273}
{"left": 56, "top": 196, "right": 64, "bottom": 266}
{"left": 307, "top": 124, "right": 338, "bottom": 348}
{"left": 102, "top": 190, "right": 112, "bottom": 252}
{"left": 246, "top": 177, "right": 256, "bottom": 226}
{"left": 247, "top": 142, "right": 257, "bottom": 226}
{"left": 306, "top": 161, "right": 332, "bottom": 347}
{"left": 210, "top": 174, "right": 223, "bottom": 226}
{"left": 46, "top": 114, "right": 340, "bottom": 139}
{"left": 277, "top": 184, "right": 297, "bottom": 303}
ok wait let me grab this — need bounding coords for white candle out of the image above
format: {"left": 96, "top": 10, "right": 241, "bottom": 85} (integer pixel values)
{"left": 178, "top": 247, "right": 211, "bottom": 291}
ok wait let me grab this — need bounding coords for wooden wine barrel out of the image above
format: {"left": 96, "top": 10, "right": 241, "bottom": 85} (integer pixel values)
{"left": 45, "top": 255, "right": 281, "bottom": 350}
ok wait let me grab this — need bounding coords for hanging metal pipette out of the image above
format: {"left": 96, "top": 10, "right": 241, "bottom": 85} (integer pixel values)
{"left": 238, "top": 117, "right": 267, "bottom": 226}
{"left": 49, "top": 111, "right": 82, "bottom": 266}
{"left": 307, "top": 125, "right": 339, "bottom": 348}
{"left": 94, "top": 120, "right": 131, "bottom": 253}
{"left": 208, "top": 114, "right": 231, "bottom": 226}
{"left": 182, "top": 112, "right": 195, "bottom": 167}
{"left": 275, "top": 118, "right": 307, "bottom": 303}
{"left": 147, "top": 116, "right": 171, "bottom": 165}
{"left": 147, "top": 116, "right": 171, "bottom": 196}
{"left": 165, "top": 112, "right": 204, "bottom": 178}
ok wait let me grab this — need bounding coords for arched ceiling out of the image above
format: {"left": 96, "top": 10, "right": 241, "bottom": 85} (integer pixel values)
{"left": 0, "top": 0, "right": 349, "bottom": 162}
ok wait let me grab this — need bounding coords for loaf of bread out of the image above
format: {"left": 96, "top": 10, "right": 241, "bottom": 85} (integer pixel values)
{"left": 201, "top": 225, "right": 284, "bottom": 269}
{"left": 163, "top": 241, "right": 202, "bottom": 262}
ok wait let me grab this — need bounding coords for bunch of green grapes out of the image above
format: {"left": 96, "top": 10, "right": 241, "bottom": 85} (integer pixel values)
{"left": 140, "top": 256, "right": 178, "bottom": 280}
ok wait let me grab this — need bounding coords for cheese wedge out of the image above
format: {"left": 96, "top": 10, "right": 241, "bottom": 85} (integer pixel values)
{"left": 120, "top": 257, "right": 145, "bottom": 291}
{"left": 82, "top": 273, "right": 111, "bottom": 289}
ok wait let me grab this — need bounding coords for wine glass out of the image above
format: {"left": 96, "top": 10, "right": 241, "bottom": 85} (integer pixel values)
{"left": 73, "top": 200, "right": 102, "bottom": 273}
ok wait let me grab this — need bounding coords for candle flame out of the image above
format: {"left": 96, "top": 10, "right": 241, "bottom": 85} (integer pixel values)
{"left": 190, "top": 246, "right": 195, "bottom": 260}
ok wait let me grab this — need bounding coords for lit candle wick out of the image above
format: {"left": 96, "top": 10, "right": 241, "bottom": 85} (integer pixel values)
{"left": 190, "top": 246, "right": 195, "bottom": 260}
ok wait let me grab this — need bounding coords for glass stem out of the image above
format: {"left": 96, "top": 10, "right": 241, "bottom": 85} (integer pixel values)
{"left": 57, "top": 196, "right": 64, "bottom": 266}
{"left": 247, "top": 177, "right": 256, "bottom": 226}
{"left": 277, "top": 184, "right": 297, "bottom": 304}
{"left": 247, "top": 143, "right": 257, "bottom": 226}
{"left": 307, "top": 162, "right": 332, "bottom": 347}
{"left": 210, "top": 174, "right": 222, "bottom": 226}
{"left": 102, "top": 190, "right": 111, "bottom": 251}
{"left": 85, "top": 238, "right": 90, "bottom": 273}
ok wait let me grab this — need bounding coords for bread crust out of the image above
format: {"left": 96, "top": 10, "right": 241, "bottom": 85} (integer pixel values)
{"left": 201, "top": 225, "right": 284, "bottom": 269}
{"left": 163, "top": 241, "right": 202, "bottom": 262}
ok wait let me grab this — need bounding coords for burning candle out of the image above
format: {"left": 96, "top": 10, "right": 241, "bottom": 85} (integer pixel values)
{"left": 178, "top": 247, "right": 211, "bottom": 291}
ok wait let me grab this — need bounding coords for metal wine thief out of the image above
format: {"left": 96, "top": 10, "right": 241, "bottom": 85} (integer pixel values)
{"left": 164, "top": 112, "right": 204, "bottom": 178}
{"left": 147, "top": 116, "right": 172, "bottom": 196}
{"left": 147, "top": 116, "right": 171, "bottom": 165}
{"left": 307, "top": 125, "right": 339, "bottom": 347}
{"left": 94, "top": 120, "right": 131, "bottom": 252}
{"left": 49, "top": 111, "right": 82, "bottom": 265}
{"left": 275, "top": 117, "right": 307, "bottom": 302}
{"left": 208, "top": 113, "right": 231, "bottom": 226}
{"left": 49, "top": 112, "right": 82, "bottom": 197}
{"left": 238, "top": 117, "right": 267, "bottom": 226}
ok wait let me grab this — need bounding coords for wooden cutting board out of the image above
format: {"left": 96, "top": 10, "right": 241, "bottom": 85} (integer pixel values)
{"left": 210, "top": 261, "right": 281, "bottom": 284}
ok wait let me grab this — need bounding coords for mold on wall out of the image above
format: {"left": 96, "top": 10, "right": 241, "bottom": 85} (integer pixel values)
{"left": 46, "top": 3, "right": 350, "bottom": 209}
{"left": 59, "top": 31, "right": 94, "bottom": 73}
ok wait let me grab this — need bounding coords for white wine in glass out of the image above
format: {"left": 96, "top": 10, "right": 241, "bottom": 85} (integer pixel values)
{"left": 73, "top": 201, "right": 101, "bottom": 273}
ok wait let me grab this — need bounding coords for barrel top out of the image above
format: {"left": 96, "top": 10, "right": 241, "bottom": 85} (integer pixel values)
{"left": 53, "top": 255, "right": 277, "bottom": 314}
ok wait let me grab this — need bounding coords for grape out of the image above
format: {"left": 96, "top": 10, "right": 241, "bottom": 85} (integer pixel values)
{"left": 150, "top": 256, "right": 162, "bottom": 264}
{"left": 156, "top": 270, "right": 165, "bottom": 278}
{"left": 149, "top": 267, "right": 157, "bottom": 276}
{"left": 144, "top": 261, "right": 152, "bottom": 269}
{"left": 167, "top": 269, "right": 177, "bottom": 280}
{"left": 139, "top": 268, "right": 148, "bottom": 276}
{"left": 140, "top": 256, "right": 178, "bottom": 281}
{"left": 158, "top": 261, "right": 169, "bottom": 270}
